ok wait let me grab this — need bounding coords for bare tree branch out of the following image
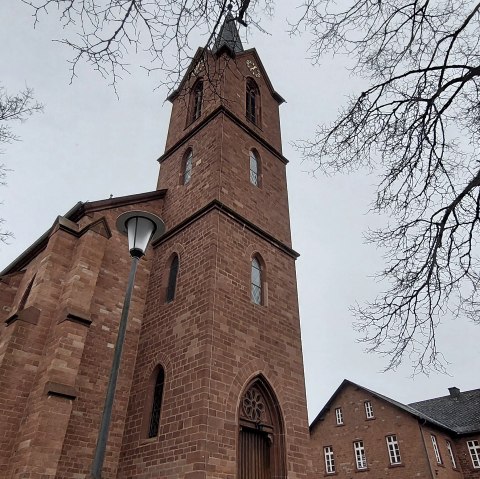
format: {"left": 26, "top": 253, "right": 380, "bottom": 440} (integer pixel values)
{"left": 0, "top": 86, "right": 43, "bottom": 243}
{"left": 21, "top": 0, "right": 268, "bottom": 93}
{"left": 293, "top": 0, "right": 480, "bottom": 372}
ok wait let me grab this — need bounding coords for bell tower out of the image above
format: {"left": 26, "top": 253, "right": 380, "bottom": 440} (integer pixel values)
{"left": 117, "top": 13, "right": 311, "bottom": 479}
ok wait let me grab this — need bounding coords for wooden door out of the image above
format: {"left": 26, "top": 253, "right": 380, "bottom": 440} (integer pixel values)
{"left": 239, "top": 427, "right": 271, "bottom": 479}
{"left": 238, "top": 379, "right": 286, "bottom": 478}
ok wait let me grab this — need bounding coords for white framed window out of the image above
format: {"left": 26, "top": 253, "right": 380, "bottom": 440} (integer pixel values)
{"left": 354, "top": 440, "right": 367, "bottom": 470}
{"left": 324, "top": 446, "right": 335, "bottom": 474}
{"left": 431, "top": 434, "right": 442, "bottom": 464}
{"left": 446, "top": 440, "right": 457, "bottom": 469}
{"left": 364, "top": 400, "right": 374, "bottom": 419}
{"left": 335, "top": 407, "right": 344, "bottom": 425}
{"left": 468, "top": 440, "right": 480, "bottom": 468}
{"left": 386, "top": 435, "right": 401, "bottom": 464}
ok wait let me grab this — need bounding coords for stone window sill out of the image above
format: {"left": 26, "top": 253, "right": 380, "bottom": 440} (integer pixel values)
{"left": 5, "top": 306, "right": 40, "bottom": 326}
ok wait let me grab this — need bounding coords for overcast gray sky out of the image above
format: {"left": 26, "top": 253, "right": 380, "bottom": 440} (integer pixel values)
{"left": 1, "top": 0, "right": 479, "bottom": 421}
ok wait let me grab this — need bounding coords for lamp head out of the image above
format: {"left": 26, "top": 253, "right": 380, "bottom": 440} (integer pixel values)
{"left": 116, "top": 211, "right": 165, "bottom": 258}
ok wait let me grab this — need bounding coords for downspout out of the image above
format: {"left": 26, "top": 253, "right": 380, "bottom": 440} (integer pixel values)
{"left": 418, "top": 420, "right": 435, "bottom": 479}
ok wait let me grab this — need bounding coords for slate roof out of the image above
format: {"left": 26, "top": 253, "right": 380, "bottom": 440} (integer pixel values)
{"left": 310, "top": 379, "right": 480, "bottom": 436}
{"left": 409, "top": 388, "right": 480, "bottom": 435}
{"left": 212, "top": 12, "right": 244, "bottom": 55}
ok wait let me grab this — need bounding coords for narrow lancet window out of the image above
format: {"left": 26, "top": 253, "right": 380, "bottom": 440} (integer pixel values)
{"left": 246, "top": 79, "right": 259, "bottom": 124}
{"left": 148, "top": 366, "right": 165, "bottom": 438}
{"left": 191, "top": 80, "right": 203, "bottom": 122}
{"left": 183, "top": 150, "right": 193, "bottom": 185}
{"left": 166, "top": 254, "right": 179, "bottom": 303}
{"left": 251, "top": 256, "right": 262, "bottom": 304}
{"left": 249, "top": 150, "right": 259, "bottom": 186}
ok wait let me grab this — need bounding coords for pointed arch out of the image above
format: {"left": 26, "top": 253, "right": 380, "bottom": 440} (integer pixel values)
{"left": 166, "top": 253, "right": 179, "bottom": 303}
{"left": 251, "top": 254, "right": 265, "bottom": 305}
{"left": 238, "top": 375, "right": 286, "bottom": 479}
{"left": 183, "top": 148, "right": 193, "bottom": 185}
{"left": 190, "top": 79, "right": 203, "bottom": 122}
{"left": 145, "top": 364, "right": 165, "bottom": 438}
{"left": 246, "top": 78, "right": 260, "bottom": 125}
{"left": 249, "top": 148, "right": 262, "bottom": 187}
{"left": 249, "top": 149, "right": 261, "bottom": 186}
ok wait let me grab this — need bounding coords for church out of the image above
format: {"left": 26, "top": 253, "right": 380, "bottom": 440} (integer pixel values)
{"left": 0, "top": 13, "right": 312, "bottom": 479}
{"left": 2, "top": 10, "right": 480, "bottom": 479}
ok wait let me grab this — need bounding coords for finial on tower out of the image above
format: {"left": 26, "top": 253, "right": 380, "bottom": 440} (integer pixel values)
{"left": 212, "top": 4, "right": 244, "bottom": 56}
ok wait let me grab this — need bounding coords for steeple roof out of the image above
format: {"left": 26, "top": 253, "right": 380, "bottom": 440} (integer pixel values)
{"left": 212, "top": 10, "right": 244, "bottom": 56}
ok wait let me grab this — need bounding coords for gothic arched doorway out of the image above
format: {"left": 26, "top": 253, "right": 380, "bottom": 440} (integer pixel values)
{"left": 238, "top": 377, "right": 286, "bottom": 479}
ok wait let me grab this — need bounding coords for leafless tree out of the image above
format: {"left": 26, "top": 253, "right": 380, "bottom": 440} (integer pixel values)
{"left": 0, "top": 86, "right": 43, "bottom": 243}
{"left": 22, "top": 0, "right": 271, "bottom": 92}
{"left": 293, "top": 0, "right": 480, "bottom": 372}
{"left": 20, "top": 0, "right": 479, "bottom": 372}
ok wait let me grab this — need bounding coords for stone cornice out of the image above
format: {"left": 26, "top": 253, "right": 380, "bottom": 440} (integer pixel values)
{"left": 68, "top": 190, "right": 166, "bottom": 222}
{"left": 0, "top": 190, "right": 166, "bottom": 276}
{"left": 153, "top": 199, "right": 299, "bottom": 259}
{"left": 157, "top": 105, "right": 288, "bottom": 166}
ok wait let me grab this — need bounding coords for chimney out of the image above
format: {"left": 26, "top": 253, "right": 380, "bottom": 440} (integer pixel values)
{"left": 448, "top": 387, "right": 460, "bottom": 397}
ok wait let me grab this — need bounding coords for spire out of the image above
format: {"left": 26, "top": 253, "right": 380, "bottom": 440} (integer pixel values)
{"left": 212, "top": 5, "right": 244, "bottom": 56}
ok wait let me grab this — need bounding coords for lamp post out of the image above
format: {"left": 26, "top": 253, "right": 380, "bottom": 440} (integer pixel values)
{"left": 90, "top": 211, "right": 165, "bottom": 479}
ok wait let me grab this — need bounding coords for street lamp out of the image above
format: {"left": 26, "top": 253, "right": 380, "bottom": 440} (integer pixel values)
{"left": 90, "top": 211, "right": 165, "bottom": 479}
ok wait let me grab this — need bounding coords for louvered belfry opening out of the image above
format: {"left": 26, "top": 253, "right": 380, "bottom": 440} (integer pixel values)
{"left": 238, "top": 377, "right": 286, "bottom": 479}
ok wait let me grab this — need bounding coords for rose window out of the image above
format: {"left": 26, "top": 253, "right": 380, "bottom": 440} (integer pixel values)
{"left": 242, "top": 387, "right": 264, "bottom": 422}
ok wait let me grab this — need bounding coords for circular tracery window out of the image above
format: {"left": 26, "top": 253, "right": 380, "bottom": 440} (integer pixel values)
{"left": 242, "top": 387, "right": 265, "bottom": 422}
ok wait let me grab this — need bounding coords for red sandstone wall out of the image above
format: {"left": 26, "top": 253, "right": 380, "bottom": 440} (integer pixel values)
{"left": 0, "top": 198, "right": 164, "bottom": 479}
{"left": 117, "top": 214, "right": 218, "bottom": 479}
{"left": 158, "top": 94, "right": 291, "bottom": 246}
{"left": 0, "top": 44, "right": 307, "bottom": 479}
{"left": 222, "top": 50, "right": 283, "bottom": 152}
{"left": 119, "top": 46, "right": 306, "bottom": 479}
{"left": 165, "top": 53, "right": 223, "bottom": 150}
{"left": 117, "top": 209, "right": 309, "bottom": 479}
{"left": 216, "top": 116, "right": 291, "bottom": 246}
{"left": 164, "top": 50, "right": 283, "bottom": 154}
{"left": 157, "top": 116, "right": 223, "bottom": 227}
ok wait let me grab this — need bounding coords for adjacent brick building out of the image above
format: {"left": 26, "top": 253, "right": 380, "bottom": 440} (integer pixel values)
{"left": 310, "top": 380, "right": 480, "bottom": 479}
{"left": 0, "top": 13, "right": 311, "bottom": 479}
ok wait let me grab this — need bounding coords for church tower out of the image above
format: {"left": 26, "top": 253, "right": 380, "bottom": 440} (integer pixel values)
{"left": 0, "top": 13, "right": 311, "bottom": 479}
{"left": 115, "top": 14, "right": 310, "bottom": 479}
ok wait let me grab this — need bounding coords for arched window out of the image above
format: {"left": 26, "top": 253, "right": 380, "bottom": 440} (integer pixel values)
{"left": 183, "top": 149, "right": 193, "bottom": 185}
{"left": 191, "top": 80, "right": 203, "bottom": 122}
{"left": 166, "top": 254, "right": 179, "bottom": 303}
{"left": 251, "top": 256, "right": 262, "bottom": 305}
{"left": 249, "top": 150, "right": 260, "bottom": 186}
{"left": 238, "top": 377, "right": 286, "bottom": 478}
{"left": 148, "top": 366, "right": 165, "bottom": 438}
{"left": 246, "top": 79, "right": 259, "bottom": 124}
